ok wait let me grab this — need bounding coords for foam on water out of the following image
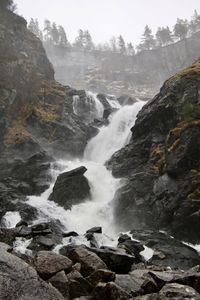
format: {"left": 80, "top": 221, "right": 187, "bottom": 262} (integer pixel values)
{"left": 26, "top": 100, "right": 144, "bottom": 244}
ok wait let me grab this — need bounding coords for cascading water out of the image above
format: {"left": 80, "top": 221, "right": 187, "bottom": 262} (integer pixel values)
{"left": 24, "top": 100, "right": 145, "bottom": 238}
{"left": 72, "top": 91, "right": 104, "bottom": 123}
{"left": 84, "top": 101, "right": 144, "bottom": 164}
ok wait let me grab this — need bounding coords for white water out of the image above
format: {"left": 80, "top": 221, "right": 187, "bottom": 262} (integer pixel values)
{"left": 1, "top": 211, "right": 21, "bottom": 228}
{"left": 26, "top": 100, "right": 144, "bottom": 237}
{"left": 84, "top": 101, "right": 144, "bottom": 164}
{"left": 73, "top": 91, "right": 104, "bottom": 122}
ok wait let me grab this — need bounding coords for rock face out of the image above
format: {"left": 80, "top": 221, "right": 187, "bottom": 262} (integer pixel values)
{"left": 108, "top": 58, "right": 200, "bottom": 243}
{"left": 46, "top": 31, "right": 200, "bottom": 99}
{"left": 0, "top": 9, "right": 96, "bottom": 221}
{"left": 49, "top": 166, "right": 91, "bottom": 210}
{"left": 0, "top": 11, "right": 93, "bottom": 159}
{"left": 0, "top": 242, "right": 64, "bottom": 300}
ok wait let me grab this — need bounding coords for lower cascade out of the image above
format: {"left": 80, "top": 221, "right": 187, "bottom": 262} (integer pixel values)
{"left": 25, "top": 100, "right": 144, "bottom": 238}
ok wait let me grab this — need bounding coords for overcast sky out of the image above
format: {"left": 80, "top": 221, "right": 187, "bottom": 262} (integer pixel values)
{"left": 15, "top": 0, "right": 200, "bottom": 45}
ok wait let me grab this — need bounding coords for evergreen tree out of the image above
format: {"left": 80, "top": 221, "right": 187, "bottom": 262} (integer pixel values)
{"left": 174, "top": 18, "right": 188, "bottom": 40}
{"left": 141, "top": 25, "right": 155, "bottom": 50}
{"left": 83, "top": 30, "right": 94, "bottom": 51}
{"left": 118, "top": 35, "right": 126, "bottom": 54}
{"left": 127, "top": 43, "right": 135, "bottom": 56}
{"left": 190, "top": 10, "right": 200, "bottom": 33}
{"left": 58, "top": 25, "right": 69, "bottom": 47}
{"left": 28, "top": 18, "right": 43, "bottom": 40}
{"left": 110, "top": 36, "right": 117, "bottom": 52}
{"left": 156, "top": 26, "right": 173, "bottom": 46}
{"left": 43, "top": 19, "right": 52, "bottom": 43}
{"left": 73, "top": 29, "right": 84, "bottom": 50}
{"left": 51, "top": 22, "right": 59, "bottom": 45}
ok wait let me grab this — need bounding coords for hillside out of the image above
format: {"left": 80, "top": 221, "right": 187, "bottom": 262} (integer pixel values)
{"left": 46, "top": 31, "right": 200, "bottom": 99}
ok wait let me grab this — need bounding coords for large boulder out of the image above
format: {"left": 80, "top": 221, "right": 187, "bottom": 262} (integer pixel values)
{"left": 49, "top": 166, "right": 91, "bottom": 210}
{"left": 66, "top": 246, "right": 107, "bottom": 277}
{"left": 90, "top": 246, "right": 136, "bottom": 273}
{"left": 130, "top": 230, "right": 200, "bottom": 270}
{"left": 33, "top": 251, "right": 73, "bottom": 279}
{"left": 0, "top": 242, "right": 64, "bottom": 300}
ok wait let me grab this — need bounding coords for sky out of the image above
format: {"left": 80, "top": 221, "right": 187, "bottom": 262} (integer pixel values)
{"left": 15, "top": 0, "right": 200, "bottom": 45}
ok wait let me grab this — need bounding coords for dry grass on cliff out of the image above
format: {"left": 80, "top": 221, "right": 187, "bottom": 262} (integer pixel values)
{"left": 33, "top": 103, "right": 60, "bottom": 122}
{"left": 167, "top": 59, "right": 200, "bottom": 83}
{"left": 4, "top": 122, "right": 30, "bottom": 146}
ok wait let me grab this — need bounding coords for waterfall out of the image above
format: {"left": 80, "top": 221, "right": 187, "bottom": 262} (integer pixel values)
{"left": 26, "top": 100, "right": 144, "bottom": 235}
{"left": 72, "top": 91, "right": 104, "bottom": 123}
{"left": 84, "top": 101, "right": 144, "bottom": 164}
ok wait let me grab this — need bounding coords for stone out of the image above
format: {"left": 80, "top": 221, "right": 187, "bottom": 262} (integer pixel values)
{"left": 67, "top": 246, "right": 107, "bottom": 277}
{"left": 87, "top": 269, "right": 116, "bottom": 286}
{"left": 92, "top": 282, "right": 131, "bottom": 300}
{"left": 48, "top": 271, "right": 70, "bottom": 299}
{"left": 159, "top": 283, "right": 200, "bottom": 298}
{"left": 0, "top": 243, "right": 64, "bottom": 300}
{"left": 86, "top": 227, "right": 102, "bottom": 234}
{"left": 63, "top": 231, "right": 79, "bottom": 237}
{"left": 90, "top": 246, "right": 136, "bottom": 273}
{"left": 33, "top": 251, "right": 73, "bottom": 279}
{"left": 130, "top": 230, "right": 200, "bottom": 270}
{"left": 49, "top": 166, "right": 91, "bottom": 210}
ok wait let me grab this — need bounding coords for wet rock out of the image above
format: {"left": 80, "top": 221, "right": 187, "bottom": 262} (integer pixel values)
{"left": 90, "top": 246, "right": 136, "bottom": 273}
{"left": 48, "top": 271, "right": 70, "bottom": 299}
{"left": 16, "top": 220, "right": 28, "bottom": 227}
{"left": 68, "top": 277, "right": 93, "bottom": 299}
{"left": 0, "top": 242, "right": 64, "bottom": 300}
{"left": 31, "top": 220, "right": 64, "bottom": 236}
{"left": 92, "top": 282, "right": 131, "bottom": 300}
{"left": 86, "top": 269, "right": 116, "bottom": 286}
{"left": 27, "top": 233, "right": 62, "bottom": 252}
{"left": 115, "top": 273, "right": 158, "bottom": 297}
{"left": 49, "top": 166, "right": 91, "bottom": 210}
{"left": 86, "top": 227, "right": 102, "bottom": 234}
{"left": 159, "top": 282, "right": 200, "bottom": 299}
{"left": 66, "top": 266, "right": 93, "bottom": 299}
{"left": 117, "top": 94, "right": 137, "bottom": 106}
{"left": 108, "top": 61, "right": 200, "bottom": 243}
{"left": 0, "top": 228, "right": 16, "bottom": 245}
{"left": 63, "top": 231, "right": 79, "bottom": 237}
{"left": 33, "top": 251, "right": 73, "bottom": 279}
{"left": 67, "top": 246, "right": 107, "bottom": 277}
{"left": 118, "top": 234, "right": 132, "bottom": 243}
{"left": 118, "top": 239, "right": 145, "bottom": 258}
{"left": 130, "top": 230, "right": 200, "bottom": 270}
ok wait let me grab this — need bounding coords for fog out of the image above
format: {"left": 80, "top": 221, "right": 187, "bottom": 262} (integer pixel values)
{"left": 15, "top": 0, "right": 200, "bottom": 44}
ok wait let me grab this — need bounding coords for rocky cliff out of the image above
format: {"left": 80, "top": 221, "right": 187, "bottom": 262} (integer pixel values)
{"left": 46, "top": 31, "right": 200, "bottom": 99}
{"left": 108, "top": 57, "right": 200, "bottom": 243}
{"left": 0, "top": 9, "right": 97, "bottom": 220}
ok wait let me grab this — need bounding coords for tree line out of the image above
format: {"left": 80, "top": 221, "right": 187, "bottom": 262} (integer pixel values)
{"left": 27, "top": 10, "right": 200, "bottom": 56}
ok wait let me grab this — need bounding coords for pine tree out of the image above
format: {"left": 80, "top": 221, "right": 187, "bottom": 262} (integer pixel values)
{"left": 58, "top": 25, "right": 68, "bottom": 47}
{"left": 83, "top": 30, "right": 94, "bottom": 51}
{"left": 127, "top": 43, "right": 135, "bottom": 56}
{"left": 51, "top": 22, "right": 59, "bottom": 45}
{"left": 43, "top": 19, "right": 52, "bottom": 43}
{"left": 174, "top": 18, "right": 188, "bottom": 40}
{"left": 156, "top": 26, "right": 173, "bottom": 46}
{"left": 190, "top": 10, "right": 200, "bottom": 33}
{"left": 110, "top": 37, "right": 117, "bottom": 52}
{"left": 74, "top": 29, "right": 84, "bottom": 50}
{"left": 141, "top": 25, "right": 155, "bottom": 50}
{"left": 28, "top": 18, "right": 43, "bottom": 40}
{"left": 118, "top": 35, "right": 126, "bottom": 54}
